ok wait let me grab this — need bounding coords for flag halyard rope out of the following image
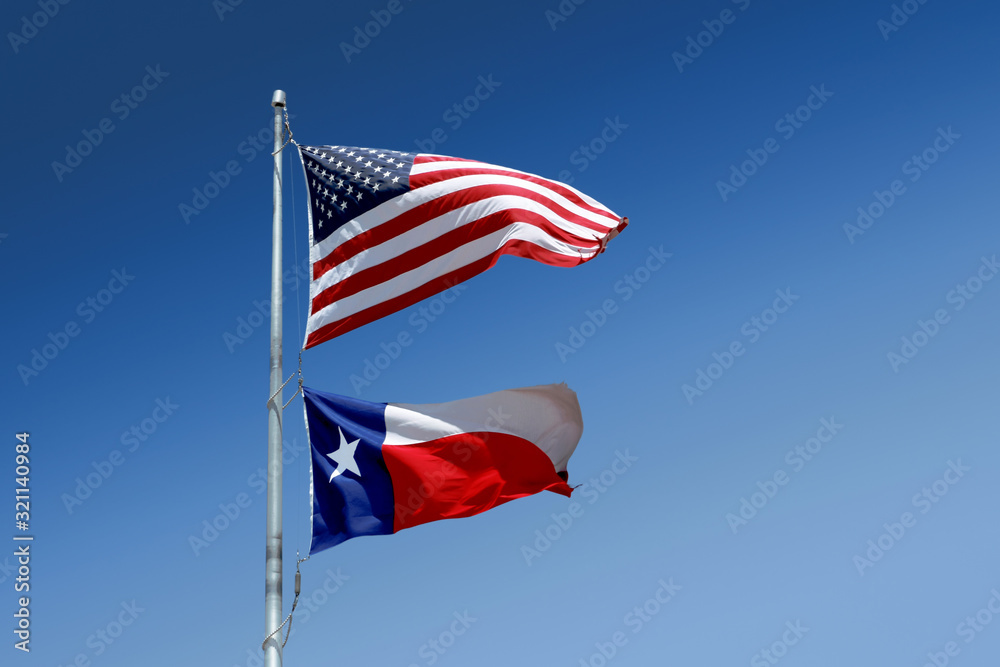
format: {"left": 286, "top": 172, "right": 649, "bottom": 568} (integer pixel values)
{"left": 268, "top": 353, "right": 303, "bottom": 411}
{"left": 272, "top": 107, "right": 293, "bottom": 155}
{"left": 282, "top": 353, "right": 303, "bottom": 411}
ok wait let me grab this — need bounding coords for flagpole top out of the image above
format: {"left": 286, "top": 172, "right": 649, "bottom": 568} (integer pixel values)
{"left": 271, "top": 90, "right": 286, "bottom": 108}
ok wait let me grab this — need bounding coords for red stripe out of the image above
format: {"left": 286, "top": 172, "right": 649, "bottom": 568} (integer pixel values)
{"left": 309, "top": 207, "right": 600, "bottom": 315}
{"left": 304, "top": 239, "right": 590, "bottom": 349}
{"left": 383, "top": 431, "right": 572, "bottom": 532}
{"left": 313, "top": 181, "right": 612, "bottom": 282}
{"left": 415, "top": 154, "right": 479, "bottom": 164}
{"left": 411, "top": 161, "right": 620, "bottom": 225}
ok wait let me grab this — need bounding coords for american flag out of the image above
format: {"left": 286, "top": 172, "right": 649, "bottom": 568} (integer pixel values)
{"left": 297, "top": 144, "right": 628, "bottom": 350}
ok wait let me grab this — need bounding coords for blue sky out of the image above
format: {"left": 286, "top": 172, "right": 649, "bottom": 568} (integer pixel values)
{"left": 4, "top": 0, "right": 1000, "bottom": 665}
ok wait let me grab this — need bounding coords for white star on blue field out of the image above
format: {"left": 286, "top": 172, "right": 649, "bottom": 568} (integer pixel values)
{"left": 326, "top": 427, "right": 361, "bottom": 480}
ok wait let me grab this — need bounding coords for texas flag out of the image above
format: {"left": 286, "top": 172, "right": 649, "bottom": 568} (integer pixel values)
{"left": 304, "top": 383, "right": 584, "bottom": 554}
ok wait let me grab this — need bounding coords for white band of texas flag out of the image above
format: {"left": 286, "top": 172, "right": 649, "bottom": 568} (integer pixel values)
{"left": 304, "top": 383, "right": 584, "bottom": 554}
{"left": 298, "top": 144, "right": 628, "bottom": 349}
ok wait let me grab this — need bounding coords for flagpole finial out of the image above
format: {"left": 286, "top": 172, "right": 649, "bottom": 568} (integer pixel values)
{"left": 272, "top": 90, "right": 286, "bottom": 108}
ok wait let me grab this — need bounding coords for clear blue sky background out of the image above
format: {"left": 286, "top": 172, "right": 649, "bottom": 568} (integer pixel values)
{"left": 4, "top": 0, "right": 1000, "bottom": 665}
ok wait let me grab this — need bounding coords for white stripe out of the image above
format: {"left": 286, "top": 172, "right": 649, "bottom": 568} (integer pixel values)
{"left": 310, "top": 193, "right": 607, "bottom": 297}
{"left": 412, "top": 171, "right": 620, "bottom": 228}
{"left": 305, "top": 224, "right": 594, "bottom": 336}
{"left": 412, "top": 157, "right": 619, "bottom": 217}
{"left": 383, "top": 383, "right": 583, "bottom": 473}
{"left": 310, "top": 172, "right": 617, "bottom": 265}
{"left": 412, "top": 157, "right": 539, "bottom": 177}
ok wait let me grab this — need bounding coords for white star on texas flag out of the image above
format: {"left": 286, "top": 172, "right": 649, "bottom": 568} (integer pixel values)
{"left": 326, "top": 427, "right": 361, "bottom": 481}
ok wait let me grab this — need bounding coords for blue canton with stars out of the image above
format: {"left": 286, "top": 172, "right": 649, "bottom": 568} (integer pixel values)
{"left": 299, "top": 145, "right": 415, "bottom": 244}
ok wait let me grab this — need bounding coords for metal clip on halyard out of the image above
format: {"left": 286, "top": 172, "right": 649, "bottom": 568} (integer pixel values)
{"left": 261, "top": 551, "right": 311, "bottom": 651}
{"left": 266, "top": 352, "right": 304, "bottom": 412}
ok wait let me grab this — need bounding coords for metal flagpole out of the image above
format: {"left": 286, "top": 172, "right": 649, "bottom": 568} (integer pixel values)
{"left": 264, "top": 89, "right": 286, "bottom": 667}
